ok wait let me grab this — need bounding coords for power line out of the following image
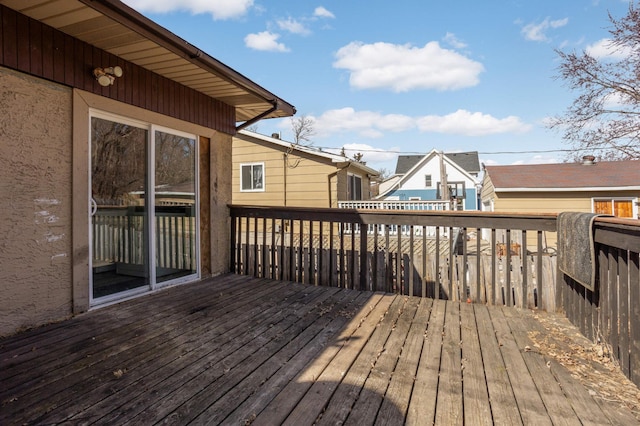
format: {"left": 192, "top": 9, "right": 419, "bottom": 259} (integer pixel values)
{"left": 314, "top": 145, "right": 584, "bottom": 156}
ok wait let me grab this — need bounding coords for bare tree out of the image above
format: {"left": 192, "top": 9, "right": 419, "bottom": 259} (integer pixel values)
{"left": 377, "top": 167, "right": 391, "bottom": 180}
{"left": 549, "top": 3, "right": 640, "bottom": 161}
{"left": 352, "top": 152, "right": 365, "bottom": 164}
{"left": 245, "top": 124, "right": 259, "bottom": 133}
{"left": 290, "top": 115, "right": 315, "bottom": 145}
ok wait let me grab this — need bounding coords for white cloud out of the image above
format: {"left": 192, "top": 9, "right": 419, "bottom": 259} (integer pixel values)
{"left": 295, "top": 107, "right": 529, "bottom": 139}
{"left": 311, "top": 108, "right": 415, "bottom": 138}
{"left": 416, "top": 109, "right": 532, "bottom": 136}
{"left": 314, "top": 6, "right": 335, "bottom": 19}
{"left": 443, "top": 32, "right": 467, "bottom": 49}
{"left": 333, "top": 41, "right": 484, "bottom": 92}
{"left": 601, "top": 90, "right": 637, "bottom": 110}
{"left": 244, "top": 31, "right": 289, "bottom": 52}
{"left": 521, "top": 17, "right": 568, "bottom": 42}
{"left": 586, "top": 38, "right": 633, "bottom": 60}
{"left": 122, "top": 0, "right": 253, "bottom": 20}
{"left": 277, "top": 17, "right": 311, "bottom": 35}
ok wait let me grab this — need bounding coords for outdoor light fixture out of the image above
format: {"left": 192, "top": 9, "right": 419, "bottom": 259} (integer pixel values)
{"left": 93, "top": 66, "right": 123, "bottom": 86}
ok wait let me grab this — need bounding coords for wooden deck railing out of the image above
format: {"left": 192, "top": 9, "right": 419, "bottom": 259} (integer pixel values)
{"left": 558, "top": 217, "right": 640, "bottom": 387}
{"left": 92, "top": 205, "right": 196, "bottom": 270}
{"left": 229, "top": 205, "right": 558, "bottom": 311}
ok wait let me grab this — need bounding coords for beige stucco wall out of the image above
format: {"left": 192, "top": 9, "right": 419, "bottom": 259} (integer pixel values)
{"left": 0, "top": 67, "right": 74, "bottom": 336}
{"left": 209, "top": 131, "right": 232, "bottom": 275}
{"left": 0, "top": 67, "right": 232, "bottom": 336}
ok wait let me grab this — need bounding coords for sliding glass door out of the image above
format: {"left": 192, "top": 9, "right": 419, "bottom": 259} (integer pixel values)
{"left": 90, "top": 113, "right": 198, "bottom": 303}
{"left": 154, "top": 130, "right": 197, "bottom": 283}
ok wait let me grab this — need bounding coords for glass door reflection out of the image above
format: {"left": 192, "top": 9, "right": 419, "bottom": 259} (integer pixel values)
{"left": 91, "top": 117, "right": 150, "bottom": 299}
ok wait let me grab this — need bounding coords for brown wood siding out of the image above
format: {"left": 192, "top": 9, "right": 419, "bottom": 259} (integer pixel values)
{"left": 0, "top": 5, "right": 235, "bottom": 134}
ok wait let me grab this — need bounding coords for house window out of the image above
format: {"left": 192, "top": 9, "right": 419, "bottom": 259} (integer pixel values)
{"left": 240, "top": 163, "right": 264, "bottom": 192}
{"left": 425, "top": 175, "right": 432, "bottom": 187}
{"left": 593, "top": 198, "right": 636, "bottom": 218}
{"left": 347, "top": 174, "right": 363, "bottom": 200}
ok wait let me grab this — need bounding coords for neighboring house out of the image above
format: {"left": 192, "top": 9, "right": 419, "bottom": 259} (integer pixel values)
{"left": 233, "top": 130, "right": 380, "bottom": 208}
{"left": 481, "top": 159, "right": 640, "bottom": 219}
{"left": 377, "top": 150, "right": 481, "bottom": 210}
{"left": 0, "top": 1, "right": 294, "bottom": 336}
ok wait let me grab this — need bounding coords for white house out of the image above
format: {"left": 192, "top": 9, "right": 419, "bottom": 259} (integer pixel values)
{"left": 377, "top": 150, "right": 481, "bottom": 210}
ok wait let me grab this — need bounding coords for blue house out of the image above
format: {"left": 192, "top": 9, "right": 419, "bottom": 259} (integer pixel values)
{"left": 377, "top": 150, "right": 481, "bottom": 210}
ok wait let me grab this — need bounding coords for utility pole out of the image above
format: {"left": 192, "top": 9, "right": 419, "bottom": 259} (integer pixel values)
{"left": 439, "top": 151, "right": 449, "bottom": 203}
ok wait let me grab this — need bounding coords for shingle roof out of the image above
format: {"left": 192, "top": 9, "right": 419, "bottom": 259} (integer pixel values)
{"left": 237, "top": 130, "right": 381, "bottom": 176}
{"left": 394, "top": 152, "right": 480, "bottom": 175}
{"left": 485, "top": 160, "right": 640, "bottom": 190}
{"left": 448, "top": 152, "right": 481, "bottom": 174}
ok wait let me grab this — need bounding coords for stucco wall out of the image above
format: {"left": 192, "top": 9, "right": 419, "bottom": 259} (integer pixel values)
{"left": 0, "top": 67, "right": 73, "bottom": 336}
{"left": 209, "top": 131, "right": 232, "bottom": 275}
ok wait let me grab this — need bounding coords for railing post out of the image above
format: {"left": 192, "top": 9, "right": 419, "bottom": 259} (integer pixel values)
{"left": 229, "top": 212, "right": 237, "bottom": 273}
{"left": 360, "top": 222, "right": 368, "bottom": 291}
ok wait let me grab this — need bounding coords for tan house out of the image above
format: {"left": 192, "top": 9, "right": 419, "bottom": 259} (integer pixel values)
{"left": 0, "top": 1, "right": 294, "bottom": 336}
{"left": 233, "top": 130, "right": 380, "bottom": 208}
{"left": 481, "top": 160, "right": 640, "bottom": 218}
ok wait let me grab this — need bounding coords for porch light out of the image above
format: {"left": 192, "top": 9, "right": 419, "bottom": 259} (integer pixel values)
{"left": 93, "top": 66, "right": 123, "bottom": 86}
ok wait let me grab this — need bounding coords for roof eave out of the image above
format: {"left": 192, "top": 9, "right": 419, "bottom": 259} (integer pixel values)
{"left": 78, "top": 0, "right": 296, "bottom": 120}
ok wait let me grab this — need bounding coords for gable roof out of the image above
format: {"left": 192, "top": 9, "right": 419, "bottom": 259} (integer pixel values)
{"left": 379, "top": 149, "right": 479, "bottom": 198}
{"left": 395, "top": 152, "right": 480, "bottom": 175}
{"left": 3, "top": 0, "right": 295, "bottom": 126}
{"left": 485, "top": 161, "right": 640, "bottom": 191}
{"left": 237, "top": 130, "right": 380, "bottom": 176}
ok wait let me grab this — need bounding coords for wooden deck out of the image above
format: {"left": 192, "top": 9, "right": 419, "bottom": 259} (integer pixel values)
{"left": 1, "top": 274, "right": 638, "bottom": 425}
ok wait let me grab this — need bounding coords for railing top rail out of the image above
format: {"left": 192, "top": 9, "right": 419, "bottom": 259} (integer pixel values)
{"left": 229, "top": 205, "right": 558, "bottom": 231}
{"left": 593, "top": 217, "right": 640, "bottom": 252}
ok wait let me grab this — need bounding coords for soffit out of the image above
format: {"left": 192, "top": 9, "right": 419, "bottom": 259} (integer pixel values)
{"left": 1, "top": 0, "right": 295, "bottom": 123}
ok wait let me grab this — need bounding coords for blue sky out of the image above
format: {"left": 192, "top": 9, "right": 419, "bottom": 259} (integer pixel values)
{"left": 122, "top": 0, "right": 632, "bottom": 173}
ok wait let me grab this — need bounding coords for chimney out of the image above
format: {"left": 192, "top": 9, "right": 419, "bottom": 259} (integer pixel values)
{"left": 582, "top": 155, "right": 596, "bottom": 165}
{"left": 271, "top": 133, "right": 280, "bottom": 139}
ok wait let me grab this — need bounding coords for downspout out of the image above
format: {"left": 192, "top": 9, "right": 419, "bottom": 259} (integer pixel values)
{"left": 283, "top": 153, "right": 288, "bottom": 207}
{"left": 327, "top": 170, "right": 339, "bottom": 208}
{"left": 331, "top": 162, "right": 352, "bottom": 206}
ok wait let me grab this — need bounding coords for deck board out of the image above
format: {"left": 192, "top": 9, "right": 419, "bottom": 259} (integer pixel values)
{"left": 1, "top": 274, "right": 638, "bottom": 425}
{"left": 375, "top": 297, "right": 433, "bottom": 425}
{"left": 435, "top": 300, "right": 463, "bottom": 425}
{"left": 460, "top": 302, "right": 492, "bottom": 426}
{"left": 490, "top": 305, "right": 552, "bottom": 425}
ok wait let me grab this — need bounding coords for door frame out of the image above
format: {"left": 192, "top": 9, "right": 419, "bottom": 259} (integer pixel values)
{"left": 73, "top": 89, "right": 215, "bottom": 313}
{"left": 88, "top": 110, "right": 200, "bottom": 306}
